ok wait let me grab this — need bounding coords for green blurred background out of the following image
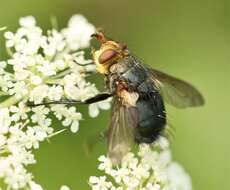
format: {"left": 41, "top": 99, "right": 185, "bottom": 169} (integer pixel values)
{"left": 0, "top": 0, "right": 229, "bottom": 189}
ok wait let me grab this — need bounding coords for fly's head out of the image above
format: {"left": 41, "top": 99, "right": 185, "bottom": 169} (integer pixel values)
{"left": 91, "top": 32, "right": 129, "bottom": 74}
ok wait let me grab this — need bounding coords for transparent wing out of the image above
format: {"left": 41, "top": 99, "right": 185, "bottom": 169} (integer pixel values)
{"left": 107, "top": 97, "right": 138, "bottom": 164}
{"left": 148, "top": 69, "right": 205, "bottom": 108}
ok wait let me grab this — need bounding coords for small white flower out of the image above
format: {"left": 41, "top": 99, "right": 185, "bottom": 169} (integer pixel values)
{"left": 70, "top": 120, "right": 79, "bottom": 133}
{"left": 144, "top": 183, "right": 160, "bottom": 190}
{"left": 157, "top": 136, "right": 170, "bottom": 149}
{"left": 0, "top": 61, "right": 6, "bottom": 68}
{"left": 131, "top": 163, "right": 150, "bottom": 180}
{"left": 89, "top": 103, "right": 99, "bottom": 118}
{"left": 89, "top": 99, "right": 111, "bottom": 118}
{"left": 60, "top": 185, "right": 70, "bottom": 190}
{"left": 124, "top": 176, "right": 140, "bottom": 188}
{"left": 50, "top": 105, "right": 65, "bottom": 120}
{"left": 10, "top": 102, "right": 29, "bottom": 121}
{"left": 63, "top": 73, "right": 81, "bottom": 87}
{"left": 14, "top": 69, "right": 31, "bottom": 81}
{"left": 8, "top": 145, "right": 36, "bottom": 165}
{"left": 19, "top": 16, "right": 36, "bottom": 28}
{"left": 29, "top": 85, "right": 49, "bottom": 104}
{"left": 0, "top": 74, "right": 12, "bottom": 92}
{"left": 37, "top": 61, "right": 56, "bottom": 76}
{"left": 25, "top": 127, "right": 47, "bottom": 149}
{"left": 31, "top": 106, "right": 51, "bottom": 127}
{"left": 30, "top": 75, "right": 42, "bottom": 85}
{"left": 165, "top": 162, "right": 192, "bottom": 190}
{"left": 53, "top": 59, "right": 67, "bottom": 70}
{"left": 89, "top": 176, "right": 112, "bottom": 190}
{"left": 0, "top": 108, "right": 11, "bottom": 134}
{"left": 62, "top": 14, "right": 95, "bottom": 50}
{"left": 113, "top": 167, "right": 130, "bottom": 184}
{"left": 4, "top": 164, "right": 32, "bottom": 189}
{"left": 41, "top": 30, "right": 65, "bottom": 56}
{"left": 29, "top": 182, "right": 43, "bottom": 190}
{"left": 98, "top": 155, "right": 112, "bottom": 173}
{"left": 48, "top": 85, "right": 63, "bottom": 101}
{"left": 51, "top": 105, "right": 82, "bottom": 133}
{"left": 4, "top": 31, "right": 17, "bottom": 47}
{"left": 9, "top": 81, "right": 29, "bottom": 99}
{"left": 8, "top": 124, "right": 25, "bottom": 141}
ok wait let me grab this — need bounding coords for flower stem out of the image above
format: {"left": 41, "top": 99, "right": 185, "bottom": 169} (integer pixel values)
{"left": 6, "top": 47, "right": 13, "bottom": 57}
{"left": 0, "top": 91, "right": 8, "bottom": 96}
{"left": 0, "top": 26, "right": 7, "bottom": 31}
{"left": 0, "top": 96, "right": 20, "bottom": 108}
{"left": 48, "top": 129, "right": 66, "bottom": 138}
{"left": 52, "top": 69, "right": 71, "bottom": 79}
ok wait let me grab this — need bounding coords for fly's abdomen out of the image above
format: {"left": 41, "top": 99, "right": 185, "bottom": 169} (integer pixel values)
{"left": 135, "top": 91, "right": 166, "bottom": 144}
{"left": 108, "top": 55, "right": 166, "bottom": 144}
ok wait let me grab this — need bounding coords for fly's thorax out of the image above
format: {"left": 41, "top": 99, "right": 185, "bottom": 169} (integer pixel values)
{"left": 109, "top": 61, "right": 130, "bottom": 74}
{"left": 106, "top": 55, "right": 147, "bottom": 89}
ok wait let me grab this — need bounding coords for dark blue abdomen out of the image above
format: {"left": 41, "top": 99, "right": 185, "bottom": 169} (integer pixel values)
{"left": 120, "top": 58, "right": 166, "bottom": 143}
{"left": 135, "top": 90, "right": 166, "bottom": 143}
{"left": 123, "top": 65, "right": 166, "bottom": 143}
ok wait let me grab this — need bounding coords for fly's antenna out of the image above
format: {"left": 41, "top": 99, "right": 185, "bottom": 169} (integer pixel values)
{"left": 91, "top": 31, "right": 107, "bottom": 44}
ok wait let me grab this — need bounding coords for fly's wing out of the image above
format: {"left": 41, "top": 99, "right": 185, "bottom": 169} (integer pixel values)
{"left": 107, "top": 97, "right": 138, "bottom": 164}
{"left": 148, "top": 69, "right": 204, "bottom": 108}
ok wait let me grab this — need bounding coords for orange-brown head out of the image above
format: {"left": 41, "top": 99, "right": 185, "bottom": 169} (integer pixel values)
{"left": 91, "top": 32, "right": 128, "bottom": 74}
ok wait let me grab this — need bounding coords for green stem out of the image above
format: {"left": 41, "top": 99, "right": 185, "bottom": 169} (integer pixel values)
{"left": 48, "top": 129, "right": 66, "bottom": 138}
{"left": 0, "top": 148, "right": 8, "bottom": 154}
{"left": 44, "top": 78, "right": 62, "bottom": 85}
{"left": 0, "top": 129, "right": 67, "bottom": 155}
{"left": 0, "top": 26, "right": 7, "bottom": 31}
{"left": 44, "top": 69, "right": 71, "bottom": 84}
{"left": 142, "top": 170, "right": 156, "bottom": 188}
{"left": 0, "top": 96, "right": 20, "bottom": 108}
{"left": 50, "top": 15, "right": 59, "bottom": 30}
{"left": 0, "top": 91, "right": 8, "bottom": 96}
{"left": 53, "top": 69, "right": 71, "bottom": 78}
{"left": 6, "top": 47, "right": 13, "bottom": 57}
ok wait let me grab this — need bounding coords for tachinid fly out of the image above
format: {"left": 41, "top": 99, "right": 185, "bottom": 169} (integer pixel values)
{"left": 90, "top": 32, "right": 204, "bottom": 163}
{"left": 29, "top": 32, "right": 204, "bottom": 164}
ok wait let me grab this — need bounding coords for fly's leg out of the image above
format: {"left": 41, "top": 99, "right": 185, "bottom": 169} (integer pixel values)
{"left": 27, "top": 92, "right": 113, "bottom": 107}
{"left": 83, "top": 93, "right": 112, "bottom": 104}
{"left": 73, "top": 59, "right": 94, "bottom": 67}
{"left": 73, "top": 60, "right": 97, "bottom": 75}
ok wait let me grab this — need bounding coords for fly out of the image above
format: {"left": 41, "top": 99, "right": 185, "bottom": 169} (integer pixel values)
{"left": 28, "top": 32, "right": 204, "bottom": 164}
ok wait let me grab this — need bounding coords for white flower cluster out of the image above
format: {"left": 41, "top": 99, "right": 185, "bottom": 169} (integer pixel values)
{"left": 0, "top": 15, "right": 110, "bottom": 189}
{"left": 89, "top": 137, "right": 192, "bottom": 190}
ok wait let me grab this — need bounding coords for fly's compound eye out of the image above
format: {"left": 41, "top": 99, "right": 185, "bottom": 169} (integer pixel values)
{"left": 99, "top": 49, "right": 118, "bottom": 64}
